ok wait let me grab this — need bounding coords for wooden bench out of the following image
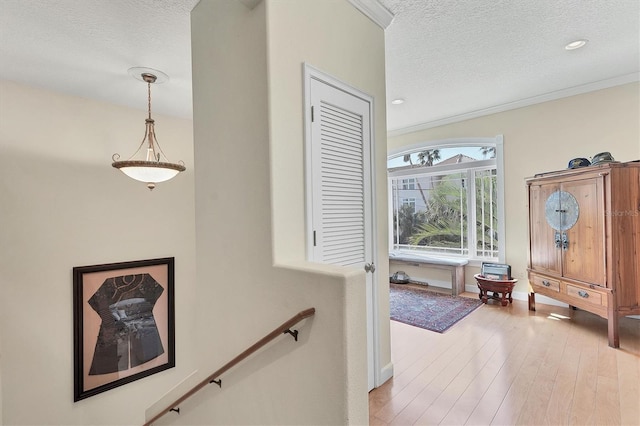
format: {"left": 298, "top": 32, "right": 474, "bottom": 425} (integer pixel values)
{"left": 389, "top": 251, "right": 468, "bottom": 296}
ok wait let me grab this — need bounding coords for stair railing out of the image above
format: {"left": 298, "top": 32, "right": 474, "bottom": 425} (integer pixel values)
{"left": 143, "top": 307, "right": 316, "bottom": 426}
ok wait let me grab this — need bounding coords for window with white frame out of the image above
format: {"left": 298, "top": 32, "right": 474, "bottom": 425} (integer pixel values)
{"left": 401, "top": 178, "right": 416, "bottom": 190}
{"left": 388, "top": 137, "right": 505, "bottom": 262}
{"left": 401, "top": 197, "right": 416, "bottom": 210}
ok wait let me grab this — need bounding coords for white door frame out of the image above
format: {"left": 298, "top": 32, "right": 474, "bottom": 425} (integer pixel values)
{"left": 303, "top": 63, "right": 380, "bottom": 390}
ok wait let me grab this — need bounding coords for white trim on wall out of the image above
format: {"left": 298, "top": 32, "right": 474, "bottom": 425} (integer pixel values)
{"left": 389, "top": 72, "right": 640, "bottom": 137}
{"left": 348, "top": 0, "right": 394, "bottom": 29}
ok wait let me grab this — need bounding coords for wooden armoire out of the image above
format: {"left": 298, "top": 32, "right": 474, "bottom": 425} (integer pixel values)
{"left": 526, "top": 161, "right": 640, "bottom": 348}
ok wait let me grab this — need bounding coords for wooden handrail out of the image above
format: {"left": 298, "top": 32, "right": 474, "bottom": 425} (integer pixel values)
{"left": 144, "top": 307, "right": 316, "bottom": 426}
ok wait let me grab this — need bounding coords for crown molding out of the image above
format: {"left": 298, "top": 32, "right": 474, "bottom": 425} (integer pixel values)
{"left": 388, "top": 72, "right": 640, "bottom": 138}
{"left": 349, "top": 0, "right": 394, "bottom": 29}
{"left": 237, "top": 0, "right": 394, "bottom": 27}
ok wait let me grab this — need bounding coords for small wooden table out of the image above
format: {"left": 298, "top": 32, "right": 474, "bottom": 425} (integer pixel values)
{"left": 474, "top": 274, "right": 518, "bottom": 306}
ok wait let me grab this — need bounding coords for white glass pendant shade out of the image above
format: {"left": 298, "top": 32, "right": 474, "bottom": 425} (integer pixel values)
{"left": 116, "top": 161, "right": 183, "bottom": 182}
{"left": 112, "top": 69, "right": 185, "bottom": 190}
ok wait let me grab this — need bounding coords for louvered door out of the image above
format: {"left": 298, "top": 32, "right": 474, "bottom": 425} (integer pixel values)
{"left": 306, "top": 71, "right": 376, "bottom": 391}
{"left": 309, "top": 78, "right": 372, "bottom": 267}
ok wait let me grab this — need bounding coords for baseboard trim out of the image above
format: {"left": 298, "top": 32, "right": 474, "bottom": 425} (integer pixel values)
{"left": 378, "top": 362, "right": 393, "bottom": 387}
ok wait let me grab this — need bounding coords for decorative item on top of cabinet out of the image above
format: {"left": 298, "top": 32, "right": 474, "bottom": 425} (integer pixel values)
{"left": 526, "top": 160, "right": 640, "bottom": 348}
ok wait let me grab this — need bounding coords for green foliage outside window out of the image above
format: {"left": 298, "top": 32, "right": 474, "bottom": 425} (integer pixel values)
{"left": 391, "top": 168, "right": 498, "bottom": 258}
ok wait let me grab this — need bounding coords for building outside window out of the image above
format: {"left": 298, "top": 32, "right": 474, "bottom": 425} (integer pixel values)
{"left": 401, "top": 197, "right": 416, "bottom": 210}
{"left": 401, "top": 178, "right": 416, "bottom": 190}
{"left": 388, "top": 141, "right": 504, "bottom": 262}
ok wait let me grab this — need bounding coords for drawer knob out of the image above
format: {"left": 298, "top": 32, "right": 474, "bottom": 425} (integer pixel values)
{"left": 542, "top": 280, "right": 551, "bottom": 287}
{"left": 578, "top": 290, "right": 589, "bottom": 298}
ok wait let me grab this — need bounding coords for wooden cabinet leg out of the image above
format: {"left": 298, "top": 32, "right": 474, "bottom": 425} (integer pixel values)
{"left": 608, "top": 309, "right": 619, "bottom": 348}
{"left": 528, "top": 292, "right": 536, "bottom": 311}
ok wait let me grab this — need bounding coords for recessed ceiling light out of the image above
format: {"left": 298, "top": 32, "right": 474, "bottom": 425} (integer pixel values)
{"left": 391, "top": 98, "right": 405, "bottom": 105}
{"left": 565, "top": 39, "right": 588, "bottom": 50}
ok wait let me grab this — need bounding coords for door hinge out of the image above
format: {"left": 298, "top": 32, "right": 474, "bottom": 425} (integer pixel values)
{"left": 313, "top": 230, "right": 316, "bottom": 246}
{"left": 311, "top": 105, "right": 315, "bottom": 122}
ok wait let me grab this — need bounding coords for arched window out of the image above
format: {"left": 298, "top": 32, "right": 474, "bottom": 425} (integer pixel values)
{"left": 388, "top": 136, "right": 505, "bottom": 263}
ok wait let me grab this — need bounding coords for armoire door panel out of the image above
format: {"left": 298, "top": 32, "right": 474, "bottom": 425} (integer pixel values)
{"left": 561, "top": 177, "right": 606, "bottom": 286}
{"left": 528, "top": 183, "right": 562, "bottom": 275}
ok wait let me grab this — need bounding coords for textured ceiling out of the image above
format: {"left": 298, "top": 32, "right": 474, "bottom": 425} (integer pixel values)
{"left": 0, "top": 0, "right": 638, "bottom": 132}
{"left": 0, "top": 0, "right": 199, "bottom": 119}
{"left": 382, "top": 0, "right": 640, "bottom": 132}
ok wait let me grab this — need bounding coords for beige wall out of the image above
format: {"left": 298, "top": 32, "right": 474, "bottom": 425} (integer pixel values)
{"left": 0, "top": 0, "right": 388, "bottom": 423}
{"left": 388, "top": 82, "right": 640, "bottom": 294}
{"left": 266, "top": 0, "right": 392, "bottom": 384}
{"left": 179, "top": 0, "right": 385, "bottom": 424}
{"left": 0, "top": 80, "right": 196, "bottom": 424}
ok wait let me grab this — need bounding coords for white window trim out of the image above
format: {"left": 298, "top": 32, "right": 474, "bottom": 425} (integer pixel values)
{"left": 387, "top": 136, "right": 505, "bottom": 263}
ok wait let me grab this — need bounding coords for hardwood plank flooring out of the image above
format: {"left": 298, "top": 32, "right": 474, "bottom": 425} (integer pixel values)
{"left": 369, "top": 294, "right": 640, "bottom": 425}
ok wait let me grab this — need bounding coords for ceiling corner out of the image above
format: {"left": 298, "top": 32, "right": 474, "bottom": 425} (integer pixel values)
{"left": 349, "top": 0, "right": 394, "bottom": 29}
{"left": 237, "top": 0, "right": 262, "bottom": 10}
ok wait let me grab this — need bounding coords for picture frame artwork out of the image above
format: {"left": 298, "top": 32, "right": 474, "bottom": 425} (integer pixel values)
{"left": 73, "top": 257, "right": 175, "bottom": 401}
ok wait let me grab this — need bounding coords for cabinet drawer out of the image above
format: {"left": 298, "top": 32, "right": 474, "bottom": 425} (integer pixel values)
{"left": 566, "top": 284, "right": 606, "bottom": 307}
{"left": 530, "top": 274, "right": 560, "bottom": 292}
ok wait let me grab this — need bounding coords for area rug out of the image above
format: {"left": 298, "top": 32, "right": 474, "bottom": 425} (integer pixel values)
{"left": 389, "top": 284, "right": 483, "bottom": 333}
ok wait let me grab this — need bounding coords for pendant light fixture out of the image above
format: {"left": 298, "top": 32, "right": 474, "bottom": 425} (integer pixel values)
{"left": 112, "top": 67, "right": 185, "bottom": 190}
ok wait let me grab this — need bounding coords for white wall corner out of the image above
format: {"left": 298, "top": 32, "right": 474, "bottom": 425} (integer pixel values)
{"left": 237, "top": 0, "right": 262, "bottom": 10}
{"left": 348, "top": 0, "right": 394, "bottom": 29}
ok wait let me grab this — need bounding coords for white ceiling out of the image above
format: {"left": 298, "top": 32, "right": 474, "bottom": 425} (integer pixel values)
{"left": 1, "top": 0, "right": 638, "bottom": 133}
{"left": 0, "top": 0, "right": 199, "bottom": 119}
{"left": 382, "top": 0, "right": 640, "bottom": 132}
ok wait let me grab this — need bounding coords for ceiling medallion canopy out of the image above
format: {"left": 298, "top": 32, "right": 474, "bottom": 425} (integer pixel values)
{"left": 112, "top": 67, "right": 186, "bottom": 190}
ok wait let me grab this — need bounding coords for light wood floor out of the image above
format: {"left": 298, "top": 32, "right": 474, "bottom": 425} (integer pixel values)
{"left": 369, "top": 294, "right": 640, "bottom": 425}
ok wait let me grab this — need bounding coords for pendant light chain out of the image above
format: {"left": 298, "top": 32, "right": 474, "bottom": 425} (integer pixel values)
{"left": 147, "top": 80, "right": 152, "bottom": 120}
{"left": 145, "top": 77, "right": 173, "bottom": 164}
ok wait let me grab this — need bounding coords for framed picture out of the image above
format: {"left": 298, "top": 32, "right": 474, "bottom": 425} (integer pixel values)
{"left": 73, "top": 257, "right": 175, "bottom": 401}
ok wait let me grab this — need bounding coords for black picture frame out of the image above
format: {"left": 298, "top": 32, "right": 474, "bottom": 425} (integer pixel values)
{"left": 73, "top": 257, "right": 175, "bottom": 401}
